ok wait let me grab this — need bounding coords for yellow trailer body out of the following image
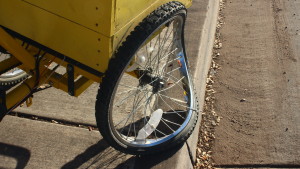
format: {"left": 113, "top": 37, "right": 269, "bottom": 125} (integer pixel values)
{"left": 0, "top": 0, "right": 202, "bottom": 155}
{"left": 0, "top": 0, "right": 191, "bottom": 74}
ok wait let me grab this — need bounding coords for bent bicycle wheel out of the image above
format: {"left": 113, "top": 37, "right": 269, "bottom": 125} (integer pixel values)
{"left": 96, "top": 2, "right": 199, "bottom": 155}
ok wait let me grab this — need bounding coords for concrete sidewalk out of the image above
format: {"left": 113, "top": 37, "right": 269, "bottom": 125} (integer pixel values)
{"left": 211, "top": 0, "right": 300, "bottom": 168}
{"left": 0, "top": 0, "right": 219, "bottom": 168}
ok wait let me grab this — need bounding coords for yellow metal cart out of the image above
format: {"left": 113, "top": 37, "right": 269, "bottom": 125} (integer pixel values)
{"left": 0, "top": 0, "right": 199, "bottom": 155}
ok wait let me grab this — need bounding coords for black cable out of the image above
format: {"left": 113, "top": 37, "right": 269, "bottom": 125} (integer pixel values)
{"left": 6, "top": 50, "right": 47, "bottom": 114}
{"left": 33, "top": 51, "right": 46, "bottom": 92}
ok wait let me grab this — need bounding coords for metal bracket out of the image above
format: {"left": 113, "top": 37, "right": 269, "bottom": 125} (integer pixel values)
{"left": 67, "top": 64, "right": 74, "bottom": 96}
{"left": 0, "top": 88, "right": 7, "bottom": 121}
{"left": 0, "top": 45, "right": 8, "bottom": 53}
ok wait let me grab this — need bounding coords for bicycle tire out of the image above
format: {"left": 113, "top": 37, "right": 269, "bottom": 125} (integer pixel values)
{"left": 95, "top": 1, "right": 199, "bottom": 155}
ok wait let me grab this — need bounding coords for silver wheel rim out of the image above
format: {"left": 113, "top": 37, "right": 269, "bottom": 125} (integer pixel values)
{"left": 0, "top": 68, "right": 25, "bottom": 78}
{"left": 109, "top": 14, "right": 194, "bottom": 148}
{"left": 0, "top": 53, "right": 26, "bottom": 80}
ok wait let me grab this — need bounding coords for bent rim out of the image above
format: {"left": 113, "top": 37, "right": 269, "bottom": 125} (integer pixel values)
{"left": 108, "top": 12, "right": 195, "bottom": 148}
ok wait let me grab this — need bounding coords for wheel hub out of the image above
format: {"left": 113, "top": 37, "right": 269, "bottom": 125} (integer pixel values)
{"left": 138, "top": 70, "right": 165, "bottom": 93}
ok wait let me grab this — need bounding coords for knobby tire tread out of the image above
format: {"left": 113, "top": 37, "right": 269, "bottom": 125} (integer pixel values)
{"left": 95, "top": 1, "right": 199, "bottom": 155}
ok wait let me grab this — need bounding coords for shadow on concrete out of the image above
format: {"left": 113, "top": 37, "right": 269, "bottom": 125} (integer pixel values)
{"left": 114, "top": 157, "right": 136, "bottom": 169}
{"left": 118, "top": 142, "right": 184, "bottom": 169}
{"left": 62, "top": 139, "right": 110, "bottom": 169}
{"left": 63, "top": 138, "right": 184, "bottom": 169}
{"left": 0, "top": 142, "right": 31, "bottom": 169}
{"left": 62, "top": 139, "right": 132, "bottom": 169}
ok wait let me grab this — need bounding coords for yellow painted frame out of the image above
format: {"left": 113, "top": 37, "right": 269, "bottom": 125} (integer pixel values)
{"left": 0, "top": 27, "right": 95, "bottom": 110}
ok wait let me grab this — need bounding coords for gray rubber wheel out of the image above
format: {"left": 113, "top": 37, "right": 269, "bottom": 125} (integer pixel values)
{"left": 0, "top": 53, "right": 28, "bottom": 87}
{"left": 95, "top": 2, "right": 199, "bottom": 155}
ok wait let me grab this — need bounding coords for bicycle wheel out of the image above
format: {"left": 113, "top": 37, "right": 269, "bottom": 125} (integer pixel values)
{"left": 96, "top": 2, "right": 198, "bottom": 155}
{"left": 0, "top": 53, "right": 28, "bottom": 87}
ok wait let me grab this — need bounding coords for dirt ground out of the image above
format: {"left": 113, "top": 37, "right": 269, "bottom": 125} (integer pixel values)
{"left": 197, "top": 0, "right": 300, "bottom": 168}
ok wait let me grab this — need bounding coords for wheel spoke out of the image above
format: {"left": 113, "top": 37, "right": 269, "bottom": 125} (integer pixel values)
{"left": 120, "top": 90, "right": 140, "bottom": 136}
{"left": 118, "top": 83, "right": 139, "bottom": 90}
{"left": 116, "top": 88, "right": 137, "bottom": 95}
{"left": 160, "top": 55, "right": 182, "bottom": 77}
{"left": 164, "top": 110, "right": 187, "bottom": 114}
{"left": 146, "top": 25, "right": 173, "bottom": 75}
{"left": 154, "top": 48, "right": 179, "bottom": 77}
{"left": 158, "top": 94, "right": 185, "bottom": 120}
{"left": 153, "top": 27, "right": 175, "bottom": 75}
{"left": 155, "top": 128, "right": 167, "bottom": 136}
{"left": 159, "top": 48, "right": 179, "bottom": 64}
{"left": 160, "top": 118, "right": 175, "bottom": 132}
{"left": 158, "top": 93, "right": 196, "bottom": 111}
{"left": 158, "top": 93, "right": 187, "bottom": 104}
{"left": 158, "top": 93, "right": 190, "bottom": 110}
{"left": 157, "top": 27, "right": 181, "bottom": 76}
{"left": 162, "top": 118, "right": 181, "bottom": 127}
{"left": 165, "top": 67, "right": 181, "bottom": 76}
{"left": 162, "top": 73, "right": 186, "bottom": 91}
{"left": 159, "top": 76, "right": 185, "bottom": 92}
{"left": 114, "top": 90, "right": 137, "bottom": 107}
{"left": 152, "top": 26, "right": 170, "bottom": 61}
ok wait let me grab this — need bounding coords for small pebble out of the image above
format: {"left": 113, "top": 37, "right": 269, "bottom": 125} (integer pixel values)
{"left": 51, "top": 120, "right": 58, "bottom": 124}
{"left": 240, "top": 98, "right": 246, "bottom": 102}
